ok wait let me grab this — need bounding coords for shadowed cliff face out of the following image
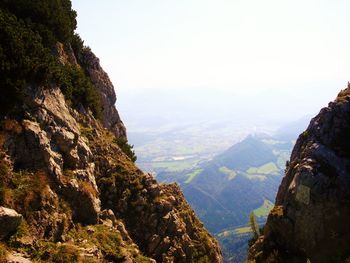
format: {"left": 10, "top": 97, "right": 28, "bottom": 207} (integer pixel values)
{"left": 248, "top": 86, "right": 350, "bottom": 263}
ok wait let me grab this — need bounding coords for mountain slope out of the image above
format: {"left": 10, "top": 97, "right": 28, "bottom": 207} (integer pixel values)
{"left": 157, "top": 135, "right": 291, "bottom": 233}
{"left": 0, "top": 2, "right": 222, "bottom": 262}
{"left": 157, "top": 135, "right": 294, "bottom": 262}
{"left": 213, "top": 135, "right": 277, "bottom": 170}
{"left": 248, "top": 86, "right": 350, "bottom": 263}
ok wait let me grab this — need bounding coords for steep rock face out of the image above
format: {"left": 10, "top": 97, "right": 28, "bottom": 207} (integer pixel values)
{"left": 5, "top": 85, "right": 101, "bottom": 225}
{"left": 81, "top": 49, "right": 127, "bottom": 139}
{"left": 248, "top": 86, "right": 350, "bottom": 263}
{"left": 77, "top": 111, "right": 223, "bottom": 262}
{"left": 0, "top": 31, "right": 221, "bottom": 263}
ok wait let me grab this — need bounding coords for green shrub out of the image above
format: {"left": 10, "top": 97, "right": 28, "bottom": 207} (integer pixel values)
{"left": 114, "top": 138, "right": 137, "bottom": 162}
{"left": 0, "top": 9, "right": 56, "bottom": 115}
{"left": 0, "top": 163, "right": 9, "bottom": 177}
{"left": 9, "top": 220, "right": 30, "bottom": 248}
{"left": 0, "top": 159, "right": 11, "bottom": 205}
{"left": 80, "top": 125, "right": 94, "bottom": 139}
{"left": 302, "top": 131, "right": 309, "bottom": 138}
{"left": 1, "top": 170, "right": 50, "bottom": 215}
{"left": 0, "top": 3, "right": 102, "bottom": 118}
{"left": 70, "top": 33, "right": 85, "bottom": 63}
{"left": 51, "top": 244, "right": 81, "bottom": 263}
{"left": 68, "top": 225, "right": 124, "bottom": 261}
{"left": 57, "top": 64, "right": 102, "bottom": 118}
{"left": 0, "top": 0, "right": 77, "bottom": 44}
{"left": 34, "top": 242, "right": 82, "bottom": 263}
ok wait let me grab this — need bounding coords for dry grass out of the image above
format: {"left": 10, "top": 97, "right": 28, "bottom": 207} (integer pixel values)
{"left": 34, "top": 242, "right": 82, "bottom": 263}
{"left": 2, "top": 170, "right": 51, "bottom": 215}
{"left": 62, "top": 169, "right": 98, "bottom": 197}
{"left": 0, "top": 243, "right": 8, "bottom": 262}
{"left": 78, "top": 180, "right": 97, "bottom": 198}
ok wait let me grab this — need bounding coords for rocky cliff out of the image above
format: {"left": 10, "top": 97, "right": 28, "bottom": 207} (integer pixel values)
{"left": 0, "top": 2, "right": 222, "bottom": 262}
{"left": 248, "top": 85, "right": 350, "bottom": 263}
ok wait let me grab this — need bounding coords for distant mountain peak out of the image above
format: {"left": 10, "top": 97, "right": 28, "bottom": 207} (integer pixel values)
{"left": 214, "top": 135, "right": 276, "bottom": 170}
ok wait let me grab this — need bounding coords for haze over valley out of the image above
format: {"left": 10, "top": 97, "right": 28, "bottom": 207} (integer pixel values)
{"left": 125, "top": 101, "right": 311, "bottom": 262}
{"left": 120, "top": 88, "right": 317, "bottom": 175}
{"left": 60, "top": 1, "right": 350, "bottom": 262}
{"left": 0, "top": 0, "right": 350, "bottom": 262}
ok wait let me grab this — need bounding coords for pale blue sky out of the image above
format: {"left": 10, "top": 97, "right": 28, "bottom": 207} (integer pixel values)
{"left": 72, "top": 0, "right": 350, "bottom": 126}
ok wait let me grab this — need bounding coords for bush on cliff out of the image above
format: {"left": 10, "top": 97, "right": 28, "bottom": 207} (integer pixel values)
{"left": 0, "top": 5, "right": 101, "bottom": 118}
{"left": 0, "top": 0, "right": 77, "bottom": 45}
{"left": 114, "top": 138, "right": 137, "bottom": 162}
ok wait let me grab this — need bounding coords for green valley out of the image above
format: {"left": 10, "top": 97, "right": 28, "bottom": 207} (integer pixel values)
{"left": 128, "top": 118, "right": 309, "bottom": 262}
{"left": 154, "top": 134, "right": 294, "bottom": 262}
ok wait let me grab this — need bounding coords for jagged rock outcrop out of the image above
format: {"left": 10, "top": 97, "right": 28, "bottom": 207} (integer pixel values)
{"left": 248, "top": 86, "right": 350, "bottom": 263}
{"left": 81, "top": 49, "right": 127, "bottom": 139}
{"left": 78, "top": 111, "right": 223, "bottom": 262}
{"left": 5, "top": 85, "right": 101, "bottom": 225}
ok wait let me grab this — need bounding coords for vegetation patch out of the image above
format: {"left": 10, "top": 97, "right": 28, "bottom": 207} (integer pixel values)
{"left": 0, "top": 169, "right": 51, "bottom": 215}
{"left": 0, "top": 3, "right": 102, "bottom": 118}
{"left": 33, "top": 242, "right": 82, "bottom": 263}
{"left": 58, "top": 63, "right": 102, "bottom": 118}
{"left": 218, "top": 226, "right": 253, "bottom": 237}
{"left": 336, "top": 84, "right": 350, "bottom": 102}
{"left": 78, "top": 180, "right": 98, "bottom": 198}
{"left": 67, "top": 224, "right": 124, "bottom": 261}
{"left": 235, "top": 226, "right": 253, "bottom": 235}
{"left": 253, "top": 199, "right": 274, "bottom": 218}
{"left": 219, "top": 166, "right": 237, "bottom": 180}
{"left": 185, "top": 169, "right": 203, "bottom": 184}
{"left": 79, "top": 125, "right": 94, "bottom": 139}
{"left": 66, "top": 224, "right": 153, "bottom": 262}
{"left": 114, "top": 137, "right": 137, "bottom": 162}
{"left": 217, "top": 228, "right": 252, "bottom": 263}
{"left": 0, "top": 243, "right": 8, "bottom": 262}
{"left": 246, "top": 162, "right": 279, "bottom": 175}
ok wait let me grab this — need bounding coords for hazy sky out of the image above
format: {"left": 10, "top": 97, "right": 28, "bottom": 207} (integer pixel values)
{"left": 72, "top": 0, "right": 350, "bottom": 126}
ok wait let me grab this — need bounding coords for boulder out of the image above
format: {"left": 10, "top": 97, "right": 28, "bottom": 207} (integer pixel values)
{"left": 0, "top": 207, "right": 22, "bottom": 240}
